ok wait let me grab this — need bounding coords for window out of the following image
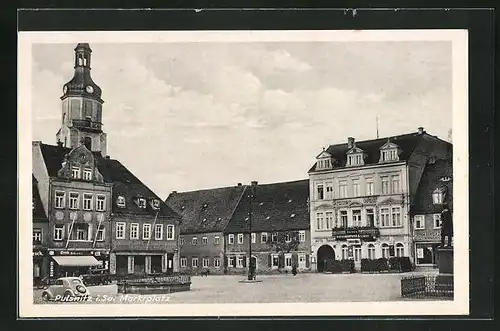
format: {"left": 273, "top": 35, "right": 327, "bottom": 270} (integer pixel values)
{"left": 76, "top": 226, "right": 86, "bottom": 240}
{"left": 96, "top": 225, "right": 105, "bottom": 241}
{"left": 325, "top": 211, "right": 333, "bottom": 229}
{"left": 317, "top": 158, "right": 331, "bottom": 170}
{"left": 228, "top": 234, "right": 234, "bottom": 244}
{"left": 317, "top": 184, "right": 324, "bottom": 200}
{"left": 203, "top": 257, "right": 210, "bottom": 268}
{"left": 116, "top": 223, "right": 125, "bottom": 239}
{"left": 316, "top": 212, "right": 325, "bottom": 230}
{"left": 261, "top": 232, "right": 268, "bottom": 243}
{"left": 391, "top": 207, "right": 402, "bottom": 227}
{"left": 381, "top": 149, "right": 398, "bottom": 162}
{"left": 348, "top": 154, "right": 363, "bottom": 166}
{"left": 214, "top": 236, "right": 220, "bottom": 245}
{"left": 71, "top": 166, "right": 81, "bottom": 179}
{"left": 352, "top": 179, "right": 360, "bottom": 197}
{"left": 396, "top": 243, "right": 405, "bottom": 257}
{"left": 352, "top": 210, "right": 362, "bottom": 227}
{"left": 339, "top": 180, "right": 347, "bottom": 198}
{"left": 96, "top": 195, "right": 105, "bottom": 211}
{"left": 433, "top": 214, "right": 442, "bottom": 229}
{"left": 33, "top": 229, "right": 42, "bottom": 244}
{"left": 191, "top": 237, "right": 198, "bottom": 245}
{"left": 392, "top": 175, "right": 401, "bottom": 193}
{"left": 130, "top": 223, "right": 139, "bottom": 239}
{"left": 366, "top": 178, "right": 374, "bottom": 195}
{"left": 340, "top": 210, "right": 348, "bottom": 228}
{"left": 83, "top": 194, "right": 93, "bottom": 210}
{"left": 380, "top": 207, "right": 391, "bottom": 227}
{"left": 251, "top": 233, "right": 256, "bottom": 243}
{"left": 325, "top": 181, "right": 334, "bottom": 199}
{"left": 214, "top": 257, "right": 221, "bottom": 268}
{"left": 83, "top": 168, "right": 92, "bottom": 180}
{"left": 202, "top": 236, "right": 208, "bottom": 245}
{"left": 381, "top": 243, "right": 390, "bottom": 258}
{"left": 155, "top": 224, "right": 163, "bottom": 240}
{"left": 414, "top": 215, "right": 425, "bottom": 229}
{"left": 285, "top": 254, "right": 292, "bottom": 267}
{"left": 54, "top": 225, "right": 64, "bottom": 241}
{"left": 191, "top": 257, "right": 198, "bottom": 268}
{"left": 152, "top": 199, "right": 160, "bottom": 209}
{"left": 237, "top": 233, "right": 244, "bottom": 244}
{"left": 366, "top": 208, "right": 375, "bottom": 227}
{"left": 432, "top": 189, "right": 444, "bottom": 204}
{"left": 271, "top": 233, "right": 278, "bottom": 242}
{"left": 142, "top": 224, "right": 151, "bottom": 240}
{"left": 166, "top": 225, "right": 174, "bottom": 240}
{"left": 341, "top": 245, "right": 348, "bottom": 260}
{"left": 272, "top": 255, "right": 279, "bottom": 268}
{"left": 180, "top": 258, "right": 187, "bottom": 268}
{"left": 69, "top": 192, "right": 79, "bottom": 209}
{"left": 117, "top": 196, "right": 126, "bottom": 208}
{"left": 353, "top": 246, "right": 361, "bottom": 262}
{"left": 55, "top": 191, "right": 65, "bottom": 209}
{"left": 180, "top": 237, "right": 185, "bottom": 246}
{"left": 299, "top": 230, "right": 306, "bottom": 242}
{"left": 285, "top": 233, "right": 291, "bottom": 242}
{"left": 138, "top": 198, "right": 146, "bottom": 209}
{"left": 381, "top": 176, "right": 390, "bottom": 194}
{"left": 368, "top": 244, "right": 376, "bottom": 260}
{"left": 237, "top": 256, "right": 244, "bottom": 268}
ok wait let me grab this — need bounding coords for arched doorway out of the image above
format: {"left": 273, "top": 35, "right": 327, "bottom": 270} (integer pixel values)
{"left": 317, "top": 245, "right": 335, "bottom": 273}
{"left": 250, "top": 256, "right": 257, "bottom": 270}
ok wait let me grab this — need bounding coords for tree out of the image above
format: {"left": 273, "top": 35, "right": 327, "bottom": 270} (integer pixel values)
{"left": 266, "top": 231, "right": 300, "bottom": 271}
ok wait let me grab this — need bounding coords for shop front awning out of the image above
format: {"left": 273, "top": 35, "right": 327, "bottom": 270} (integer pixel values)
{"left": 52, "top": 256, "right": 101, "bottom": 267}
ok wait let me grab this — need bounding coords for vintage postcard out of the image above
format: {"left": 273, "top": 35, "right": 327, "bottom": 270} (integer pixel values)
{"left": 18, "top": 29, "right": 468, "bottom": 317}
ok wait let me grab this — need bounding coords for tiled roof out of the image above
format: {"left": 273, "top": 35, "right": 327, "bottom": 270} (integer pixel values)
{"left": 411, "top": 158, "right": 453, "bottom": 214}
{"left": 32, "top": 175, "right": 48, "bottom": 221}
{"left": 225, "top": 179, "right": 310, "bottom": 233}
{"left": 165, "top": 186, "right": 246, "bottom": 234}
{"left": 38, "top": 143, "right": 179, "bottom": 218}
{"left": 309, "top": 131, "right": 445, "bottom": 172}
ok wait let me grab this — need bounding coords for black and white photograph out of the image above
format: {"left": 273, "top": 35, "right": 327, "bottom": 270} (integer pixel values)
{"left": 18, "top": 29, "right": 469, "bottom": 317}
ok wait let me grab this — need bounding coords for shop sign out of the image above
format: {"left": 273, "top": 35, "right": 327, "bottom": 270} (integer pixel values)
{"left": 58, "top": 250, "right": 88, "bottom": 256}
{"left": 332, "top": 227, "right": 380, "bottom": 241}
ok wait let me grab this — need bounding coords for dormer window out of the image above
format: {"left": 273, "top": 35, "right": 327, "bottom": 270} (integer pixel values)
{"left": 316, "top": 149, "right": 333, "bottom": 170}
{"left": 83, "top": 167, "right": 92, "bottom": 180}
{"left": 152, "top": 199, "right": 160, "bottom": 209}
{"left": 432, "top": 188, "right": 445, "bottom": 204}
{"left": 117, "top": 196, "right": 126, "bottom": 208}
{"left": 71, "top": 166, "right": 81, "bottom": 179}
{"left": 379, "top": 141, "right": 400, "bottom": 163}
{"left": 138, "top": 198, "right": 146, "bottom": 209}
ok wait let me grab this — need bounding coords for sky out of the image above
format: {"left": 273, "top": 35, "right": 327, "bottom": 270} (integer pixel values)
{"left": 31, "top": 41, "right": 452, "bottom": 199}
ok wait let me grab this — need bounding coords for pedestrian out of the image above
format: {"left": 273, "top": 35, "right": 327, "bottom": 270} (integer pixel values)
{"left": 440, "top": 202, "right": 453, "bottom": 247}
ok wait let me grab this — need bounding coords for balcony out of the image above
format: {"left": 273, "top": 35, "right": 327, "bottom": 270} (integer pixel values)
{"left": 332, "top": 226, "right": 380, "bottom": 241}
{"left": 72, "top": 119, "right": 102, "bottom": 133}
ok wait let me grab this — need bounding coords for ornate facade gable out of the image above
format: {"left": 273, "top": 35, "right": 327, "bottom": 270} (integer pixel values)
{"left": 57, "top": 143, "right": 104, "bottom": 182}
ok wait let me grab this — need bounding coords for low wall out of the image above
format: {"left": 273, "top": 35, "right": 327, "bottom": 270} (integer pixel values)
{"left": 401, "top": 274, "right": 453, "bottom": 298}
{"left": 117, "top": 275, "right": 191, "bottom": 295}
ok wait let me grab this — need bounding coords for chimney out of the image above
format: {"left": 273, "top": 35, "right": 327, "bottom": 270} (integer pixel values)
{"left": 105, "top": 155, "right": 110, "bottom": 160}
{"left": 237, "top": 183, "right": 242, "bottom": 186}
{"left": 418, "top": 127, "right": 425, "bottom": 135}
{"left": 171, "top": 191, "right": 177, "bottom": 195}
{"left": 347, "top": 137, "right": 355, "bottom": 149}
{"left": 251, "top": 181, "right": 258, "bottom": 186}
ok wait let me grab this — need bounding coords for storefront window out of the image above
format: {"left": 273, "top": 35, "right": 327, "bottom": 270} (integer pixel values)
{"left": 416, "top": 243, "right": 440, "bottom": 265}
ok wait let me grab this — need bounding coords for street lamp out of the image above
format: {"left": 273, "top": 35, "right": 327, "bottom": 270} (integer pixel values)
{"left": 248, "top": 181, "right": 258, "bottom": 280}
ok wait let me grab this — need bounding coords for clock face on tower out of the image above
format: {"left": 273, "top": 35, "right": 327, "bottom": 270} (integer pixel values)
{"left": 86, "top": 85, "right": 94, "bottom": 94}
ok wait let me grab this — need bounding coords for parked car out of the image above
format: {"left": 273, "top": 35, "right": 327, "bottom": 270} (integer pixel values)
{"left": 41, "top": 277, "right": 90, "bottom": 301}
{"left": 82, "top": 268, "right": 112, "bottom": 286}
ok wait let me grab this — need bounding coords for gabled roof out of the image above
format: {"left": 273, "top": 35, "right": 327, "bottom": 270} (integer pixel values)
{"left": 165, "top": 185, "right": 246, "bottom": 234}
{"left": 38, "top": 143, "right": 179, "bottom": 218}
{"left": 309, "top": 131, "right": 446, "bottom": 172}
{"left": 32, "top": 175, "right": 48, "bottom": 221}
{"left": 412, "top": 158, "right": 453, "bottom": 214}
{"left": 225, "top": 179, "right": 310, "bottom": 233}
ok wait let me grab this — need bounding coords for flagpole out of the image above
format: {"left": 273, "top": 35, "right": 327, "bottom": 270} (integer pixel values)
{"left": 65, "top": 212, "right": 77, "bottom": 249}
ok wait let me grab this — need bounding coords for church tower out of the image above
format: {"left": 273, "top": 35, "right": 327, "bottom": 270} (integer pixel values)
{"left": 56, "top": 43, "right": 107, "bottom": 156}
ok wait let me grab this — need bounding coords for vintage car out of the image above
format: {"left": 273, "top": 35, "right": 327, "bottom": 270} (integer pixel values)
{"left": 41, "top": 277, "right": 90, "bottom": 301}
{"left": 82, "top": 268, "right": 112, "bottom": 286}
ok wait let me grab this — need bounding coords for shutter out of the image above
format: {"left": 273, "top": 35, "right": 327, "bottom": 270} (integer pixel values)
{"left": 128, "top": 256, "right": 134, "bottom": 274}
{"left": 268, "top": 254, "right": 272, "bottom": 267}
{"left": 242, "top": 256, "right": 247, "bottom": 267}
{"left": 305, "top": 254, "right": 310, "bottom": 268}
